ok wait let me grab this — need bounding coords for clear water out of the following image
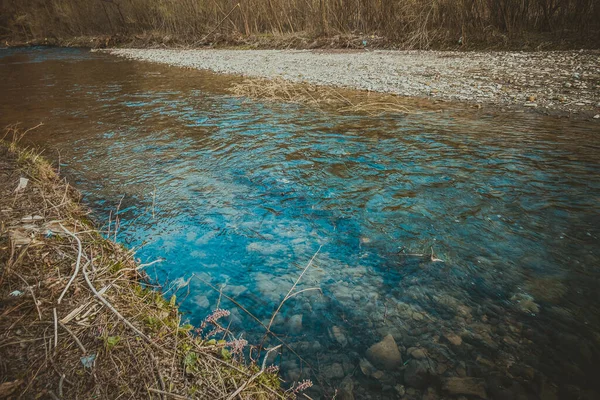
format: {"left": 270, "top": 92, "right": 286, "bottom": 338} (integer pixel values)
{"left": 1, "top": 47, "right": 599, "bottom": 399}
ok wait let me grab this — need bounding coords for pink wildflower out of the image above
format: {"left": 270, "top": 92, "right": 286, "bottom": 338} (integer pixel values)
{"left": 227, "top": 338, "right": 248, "bottom": 355}
{"left": 200, "top": 308, "right": 231, "bottom": 329}
{"left": 265, "top": 365, "right": 279, "bottom": 374}
{"left": 293, "top": 379, "right": 313, "bottom": 393}
{"left": 205, "top": 308, "right": 231, "bottom": 323}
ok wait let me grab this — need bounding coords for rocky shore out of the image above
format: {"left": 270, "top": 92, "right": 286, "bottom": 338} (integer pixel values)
{"left": 101, "top": 48, "right": 600, "bottom": 117}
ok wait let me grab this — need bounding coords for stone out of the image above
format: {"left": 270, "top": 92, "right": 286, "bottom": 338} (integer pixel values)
{"left": 511, "top": 293, "right": 540, "bottom": 314}
{"left": 442, "top": 377, "right": 487, "bottom": 399}
{"left": 365, "top": 334, "right": 402, "bottom": 370}
{"left": 475, "top": 355, "right": 495, "bottom": 369}
{"left": 226, "top": 285, "right": 247, "bottom": 297}
{"left": 270, "top": 313, "right": 285, "bottom": 327}
{"left": 493, "top": 389, "right": 515, "bottom": 400}
{"left": 285, "top": 368, "right": 301, "bottom": 382}
{"left": 539, "top": 379, "right": 559, "bottom": 400}
{"left": 359, "top": 358, "right": 377, "bottom": 377}
{"left": 338, "top": 376, "right": 355, "bottom": 400}
{"left": 194, "top": 295, "right": 210, "bottom": 308}
{"left": 410, "top": 348, "right": 427, "bottom": 359}
{"left": 323, "top": 363, "right": 345, "bottom": 380}
{"left": 422, "top": 387, "right": 440, "bottom": 400}
{"left": 404, "top": 359, "right": 432, "bottom": 389}
{"left": 436, "top": 362, "right": 449, "bottom": 375}
{"left": 341, "top": 358, "right": 354, "bottom": 375}
{"left": 372, "top": 370, "right": 386, "bottom": 380}
{"left": 444, "top": 333, "right": 462, "bottom": 346}
{"left": 286, "top": 314, "right": 303, "bottom": 334}
{"left": 510, "top": 362, "right": 538, "bottom": 381}
{"left": 395, "top": 385, "right": 406, "bottom": 397}
{"left": 329, "top": 326, "right": 348, "bottom": 347}
{"left": 412, "top": 311, "right": 425, "bottom": 321}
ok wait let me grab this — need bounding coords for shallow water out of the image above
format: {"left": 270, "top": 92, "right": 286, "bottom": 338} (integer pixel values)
{"left": 1, "top": 47, "right": 599, "bottom": 399}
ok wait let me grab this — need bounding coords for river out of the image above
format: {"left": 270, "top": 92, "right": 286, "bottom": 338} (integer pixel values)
{"left": 1, "top": 47, "right": 599, "bottom": 399}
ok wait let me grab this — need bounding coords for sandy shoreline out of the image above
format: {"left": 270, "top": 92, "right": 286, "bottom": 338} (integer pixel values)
{"left": 101, "top": 48, "right": 600, "bottom": 117}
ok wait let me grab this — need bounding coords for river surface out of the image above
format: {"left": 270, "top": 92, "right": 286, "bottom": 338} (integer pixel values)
{"left": 1, "top": 47, "right": 599, "bottom": 400}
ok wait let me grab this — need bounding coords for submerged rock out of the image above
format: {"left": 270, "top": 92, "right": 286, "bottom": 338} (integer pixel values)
{"left": 395, "top": 384, "right": 406, "bottom": 397}
{"left": 422, "top": 387, "right": 440, "bottom": 400}
{"left": 323, "top": 362, "right": 345, "bottom": 380}
{"left": 442, "top": 377, "right": 487, "bottom": 398}
{"left": 286, "top": 314, "right": 303, "bottom": 334}
{"left": 365, "top": 334, "right": 402, "bottom": 370}
{"left": 408, "top": 347, "right": 427, "bottom": 360}
{"left": 329, "top": 326, "right": 348, "bottom": 347}
{"left": 359, "top": 358, "right": 377, "bottom": 377}
{"left": 444, "top": 333, "right": 463, "bottom": 346}
{"left": 511, "top": 293, "right": 540, "bottom": 314}
{"left": 193, "top": 295, "right": 210, "bottom": 309}
{"left": 404, "top": 359, "right": 433, "bottom": 389}
{"left": 338, "top": 376, "right": 355, "bottom": 400}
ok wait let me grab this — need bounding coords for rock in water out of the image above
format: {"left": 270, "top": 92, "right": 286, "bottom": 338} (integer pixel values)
{"left": 338, "top": 376, "right": 355, "bottom": 400}
{"left": 359, "top": 358, "right": 377, "bottom": 377}
{"left": 422, "top": 387, "right": 440, "bottom": 400}
{"left": 408, "top": 347, "right": 427, "bottom": 359}
{"left": 329, "top": 326, "right": 348, "bottom": 347}
{"left": 366, "top": 334, "right": 402, "bottom": 370}
{"left": 323, "top": 363, "right": 345, "bottom": 379}
{"left": 444, "top": 333, "right": 462, "bottom": 346}
{"left": 404, "top": 359, "right": 432, "bottom": 389}
{"left": 286, "top": 314, "right": 303, "bottom": 334}
{"left": 442, "top": 377, "right": 487, "bottom": 398}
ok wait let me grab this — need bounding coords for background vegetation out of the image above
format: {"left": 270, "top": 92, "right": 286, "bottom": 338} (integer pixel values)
{"left": 1, "top": 0, "right": 598, "bottom": 49}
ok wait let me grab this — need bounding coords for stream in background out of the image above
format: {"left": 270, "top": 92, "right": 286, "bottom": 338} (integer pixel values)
{"left": 1, "top": 47, "right": 599, "bottom": 399}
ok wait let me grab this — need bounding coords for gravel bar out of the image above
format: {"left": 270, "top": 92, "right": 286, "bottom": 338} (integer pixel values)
{"left": 102, "top": 48, "right": 600, "bottom": 116}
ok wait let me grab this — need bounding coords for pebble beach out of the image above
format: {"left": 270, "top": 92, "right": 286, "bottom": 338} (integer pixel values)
{"left": 101, "top": 48, "right": 600, "bottom": 116}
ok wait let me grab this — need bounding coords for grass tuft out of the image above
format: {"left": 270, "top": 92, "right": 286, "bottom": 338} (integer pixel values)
{"left": 229, "top": 77, "right": 418, "bottom": 116}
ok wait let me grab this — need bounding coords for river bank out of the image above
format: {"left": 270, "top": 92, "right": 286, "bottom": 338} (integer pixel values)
{"left": 2, "top": 47, "right": 600, "bottom": 399}
{"left": 0, "top": 130, "right": 284, "bottom": 399}
{"left": 99, "top": 48, "right": 600, "bottom": 118}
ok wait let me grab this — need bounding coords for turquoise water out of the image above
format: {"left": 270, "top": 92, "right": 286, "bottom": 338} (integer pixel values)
{"left": 1, "top": 47, "right": 599, "bottom": 399}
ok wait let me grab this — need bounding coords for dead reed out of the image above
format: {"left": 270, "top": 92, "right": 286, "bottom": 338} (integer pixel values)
{"left": 229, "top": 77, "right": 416, "bottom": 116}
{"left": 0, "top": 126, "right": 286, "bottom": 399}
{"left": 1, "top": 0, "right": 598, "bottom": 49}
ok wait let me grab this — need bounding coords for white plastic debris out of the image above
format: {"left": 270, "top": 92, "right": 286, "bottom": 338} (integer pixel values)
{"left": 21, "top": 215, "right": 44, "bottom": 223}
{"left": 14, "top": 177, "right": 29, "bottom": 192}
{"left": 9, "top": 290, "right": 23, "bottom": 297}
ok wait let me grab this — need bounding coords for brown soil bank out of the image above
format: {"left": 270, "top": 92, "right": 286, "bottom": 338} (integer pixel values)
{"left": 0, "top": 129, "right": 284, "bottom": 399}
{"left": 1, "top": 0, "right": 599, "bottom": 51}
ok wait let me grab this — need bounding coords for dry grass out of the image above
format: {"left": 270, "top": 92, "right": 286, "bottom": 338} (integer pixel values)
{"left": 229, "top": 77, "right": 416, "bottom": 116}
{"left": 0, "top": 126, "right": 285, "bottom": 399}
{"left": 1, "top": 0, "right": 598, "bottom": 50}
